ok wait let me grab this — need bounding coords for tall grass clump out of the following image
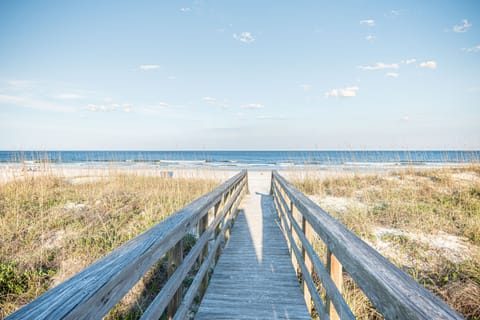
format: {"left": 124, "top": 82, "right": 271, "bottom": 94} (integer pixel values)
{"left": 293, "top": 165, "right": 480, "bottom": 319}
{"left": 0, "top": 172, "right": 219, "bottom": 318}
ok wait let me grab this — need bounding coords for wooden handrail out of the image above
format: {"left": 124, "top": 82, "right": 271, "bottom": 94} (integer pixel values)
{"left": 271, "top": 171, "right": 464, "bottom": 320}
{"left": 7, "top": 170, "right": 248, "bottom": 320}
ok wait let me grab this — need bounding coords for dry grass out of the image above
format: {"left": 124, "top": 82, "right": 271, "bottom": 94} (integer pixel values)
{"left": 293, "top": 165, "right": 480, "bottom": 319}
{"left": 0, "top": 172, "right": 219, "bottom": 318}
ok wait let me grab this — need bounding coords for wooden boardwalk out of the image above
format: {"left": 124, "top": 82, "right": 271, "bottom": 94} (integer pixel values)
{"left": 195, "top": 171, "right": 311, "bottom": 320}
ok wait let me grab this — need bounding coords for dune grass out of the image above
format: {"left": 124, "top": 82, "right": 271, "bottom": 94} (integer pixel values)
{"left": 293, "top": 165, "right": 480, "bottom": 319}
{"left": 0, "top": 173, "right": 219, "bottom": 318}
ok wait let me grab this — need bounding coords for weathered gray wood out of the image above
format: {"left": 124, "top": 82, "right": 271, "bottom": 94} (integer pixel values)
{"left": 272, "top": 171, "right": 464, "bottom": 320}
{"left": 167, "top": 240, "right": 183, "bottom": 319}
{"left": 7, "top": 171, "right": 247, "bottom": 320}
{"left": 173, "top": 184, "right": 246, "bottom": 320}
{"left": 141, "top": 178, "right": 247, "bottom": 319}
{"left": 272, "top": 181, "right": 354, "bottom": 319}
{"left": 195, "top": 171, "right": 311, "bottom": 320}
{"left": 276, "top": 192, "right": 328, "bottom": 319}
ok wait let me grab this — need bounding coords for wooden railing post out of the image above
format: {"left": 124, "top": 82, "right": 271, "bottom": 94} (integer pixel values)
{"left": 214, "top": 198, "right": 223, "bottom": 263}
{"left": 302, "top": 216, "right": 313, "bottom": 312}
{"left": 197, "top": 212, "right": 209, "bottom": 298}
{"left": 6, "top": 171, "right": 248, "bottom": 320}
{"left": 326, "top": 248, "right": 343, "bottom": 320}
{"left": 290, "top": 202, "right": 300, "bottom": 275}
{"left": 167, "top": 240, "right": 184, "bottom": 319}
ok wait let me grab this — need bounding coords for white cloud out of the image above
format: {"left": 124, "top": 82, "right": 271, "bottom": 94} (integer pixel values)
{"left": 299, "top": 84, "right": 312, "bottom": 92}
{"left": 55, "top": 93, "right": 83, "bottom": 100}
{"left": 419, "top": 60, "right": 437, "bottom": 69}
{"left": 156, "top": 102, "right": 169, "bottom": 108}
{"left": 233, "top": 32, "right": 255, "bottom": 43}
{"left": 325, "top": 86, "right": 359, "bottom": 98}
{"left": 180, "top": 7, "right": 191, "bottom": 12}
{"left": 402, "top": 58, "right": 417, "bottom": 65}
{"left": 7, "top": 80, "right": 33, "bottom": 88}
{"left": 358, "top": 62, "right": 399, "bottom": 70}
{"left": 0, "top": 94, "right": 75, "bottom": 112}
{"left": 453, "top": 19, "right": 472, "bottom": 33}
{"left": 360, "top": 19, "right": 375, "bottom": 26}
{"left": 462, "top": 45, "right": 480, "bottom": 53}
{"left": 365, "top": 34, "right": 375, "bottom": 41}
{"left": 385, "top": 72, "right": 399, "bottom": 78}
{"left": 402, "top": 115, "right": 410, "bottom": 122}
{"left": 87, "top": 103, "right": 132, "bottom": 112}
{"left": 139, "top": 64, "right": 160, "bottom": 71}
{"left": 256, "top": 115, "right": 287, "bottom": 120}
{"left": 389, "top": 10, "right": 401, "bottom": 16}
{"left": 202, "top": 96, "right": 228, "bottom": 108}
{"left": 242, "top": 103, "right": 264, "bottom": 110}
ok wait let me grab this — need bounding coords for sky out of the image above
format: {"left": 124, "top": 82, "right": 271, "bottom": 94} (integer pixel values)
{"left": 0, "top": 1, "right": 479, "bottom": 150}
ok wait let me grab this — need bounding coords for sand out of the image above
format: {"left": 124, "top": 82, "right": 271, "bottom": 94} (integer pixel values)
{"left": 0, "top": 165, "right": 239, "bottom": 184}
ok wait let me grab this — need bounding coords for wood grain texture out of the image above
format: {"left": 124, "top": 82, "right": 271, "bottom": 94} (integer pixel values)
{"left": 141, "top": 178, "right": 247, "bottom": 320}
{"left": 272, "top": 171, "right": 464, "bottom": 320}
{"left": 272, "top": 181, "right": 354, "bottom": 320}
{"left": 195, "top": 171, "right": 310, "bottom": 320}
{"left": 7, "top": 171, "right": 247, "bottom": 320}
{"left": 173, "top": 184, "right": 247, "bottom": 320}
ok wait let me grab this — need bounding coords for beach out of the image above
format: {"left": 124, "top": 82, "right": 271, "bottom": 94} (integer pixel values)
{"left": 1, "top": 162, "right": 479, "bottom": 318}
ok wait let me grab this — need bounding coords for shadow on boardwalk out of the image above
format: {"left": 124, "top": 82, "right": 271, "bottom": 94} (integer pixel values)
{"left": 195, "top": 171, "right": 310, "bottom": 320}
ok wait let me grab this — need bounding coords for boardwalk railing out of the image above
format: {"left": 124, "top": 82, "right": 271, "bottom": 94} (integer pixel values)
{"left": 271, "top": 171, "right": 463, "bottom": 320}
{"left": 8, "top": 170, "right": 248, "bottom": 320}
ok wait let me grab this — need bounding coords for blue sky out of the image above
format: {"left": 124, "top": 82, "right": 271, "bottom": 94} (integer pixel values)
{"left": 0, "top": 1, "right": 479, "bottom": 150}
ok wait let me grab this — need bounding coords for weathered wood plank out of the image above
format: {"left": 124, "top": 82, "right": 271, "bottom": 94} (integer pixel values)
{"left": 167, "top": 240, "right": 183, "bottom": 319}
{"left": 195, "top": 171, "right": 310, "bottom": 320}
{"left": 272, "top": 180, "right": 354, "bottom": 319}
{"left": 7, "top": 171, "right": 247, "bottom": 320}
{"left": 273, "top": 171, "right": 464, "bottom": 320}
{"left": 326, "top": 249, "right": 343, "bottom": 320}
{"left": 173, "top": 182, "right": 247, "bottom": 320}
{"left": 141, "top": 179, "right": 247, "bottom": 319}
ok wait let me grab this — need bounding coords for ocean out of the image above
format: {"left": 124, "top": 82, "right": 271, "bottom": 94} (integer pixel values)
{"left": 0, "top": 150, "right": 479, "bottom": 170}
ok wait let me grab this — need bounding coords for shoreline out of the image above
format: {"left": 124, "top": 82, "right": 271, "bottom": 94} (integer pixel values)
{"left": 1, "top": 161, "right": 478, "bottom": 184}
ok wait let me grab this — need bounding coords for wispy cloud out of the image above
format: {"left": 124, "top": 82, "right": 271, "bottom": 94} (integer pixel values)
{"left": 233, "top": 32, "right": 255, "bottom": 43}
{"left": 242, "top": 103, "right": 264, "bottom": 110}
{"left": 202, "top": 96, "right": 228, "bottom": 108}
{"left": 453, "top": 19, "right": 472, "bottom": 33}
{"left": 256, "top": 115, "right": 287, "bottom": 120}
{"left": 462, "top": 45, "right": 480, "bottom": 53}
{"left": 401, "top": 58, "right": 417, "bottom": 65}
{"left": 87, "top": 103, "right": 132, "bottom": 112}
{"left": 7, "top": 80, "right": 34, "bottom": 88}
{"left": 135, "top": 102, "right": 172, "bottom": 115}
{"left": 0, "top": 94, "right": 75, "bottom": 112}
{"left": 389, "top": 10, "right": 401, "bottom": 17}
{"left": 54, "top": 93, "right": 83, "bottom": 100}
{"left": 325, "top": 86, "right": 359, "bottom": 98}
{"left": 385, "top": 72, "right": 399, "bottom": 78}
{"left": 180, "top": 7, "right": 191, "bottom": 12}
{"left": 419, "top": 60, "right": 437, "bottom": 69}
{"left": 360, "top": 19, "right": 375, "bottom": 26}
{"left": 365, "top": 34, "right": 375, "bottom": 41}
{"left": 358, "top": 62, "right": 399, "bottom": 70}
{"left": 139, "top": 64, "right": 160, "bottom": 71}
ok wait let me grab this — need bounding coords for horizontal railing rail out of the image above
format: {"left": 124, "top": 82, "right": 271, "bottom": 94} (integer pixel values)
{"left": 7, "top": 170, "right": 248, "bottom": 320}
{"left": 271, "top": 171, "right": 464, "bottom": 320}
